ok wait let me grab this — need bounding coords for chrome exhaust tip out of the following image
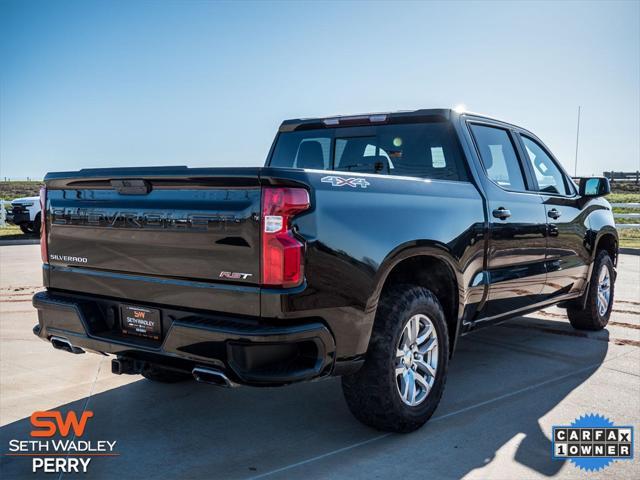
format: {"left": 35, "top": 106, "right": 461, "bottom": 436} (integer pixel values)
{"left": 50, "top": 336, "right": 85, "bottom": 354}
{"left": 192, "top": 367, "right": 235, "bottom": 387}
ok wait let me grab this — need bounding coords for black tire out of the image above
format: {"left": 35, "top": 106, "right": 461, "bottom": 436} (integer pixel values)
{"left": 33, "top": 214, "right": 41, "bottom": 236}
{"left": 141, "top": 366, "right": 192, "bottom": 383}
{"left": 567, "top": 250, "right": 614, "bottom": 331}
{"left": 342, "top": 284, "right": 449, "bottom": 433}
{"left": 19, "top": 223, "right": 35, "bottom": 234}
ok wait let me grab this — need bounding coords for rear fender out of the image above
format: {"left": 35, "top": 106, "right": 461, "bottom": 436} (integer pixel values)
{"left": 366, "top": 242, "right": 465, "bottom": 352}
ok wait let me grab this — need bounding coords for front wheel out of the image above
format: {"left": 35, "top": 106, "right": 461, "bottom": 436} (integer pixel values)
{"left": 33, "top": 213, "right": 41, "bottom": 236}
{"left": 342, "top": 284, "right": 449, "bottom": 433}
{"left": 567, "top": 250, "right": 615, "bottom": 331}
{"left": 20, "top": 223, "right": 35, "bottom": 235}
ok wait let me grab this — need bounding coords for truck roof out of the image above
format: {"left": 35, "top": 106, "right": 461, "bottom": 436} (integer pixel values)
{"left": 278, "top": 108, "right": 513, "bottom": 132}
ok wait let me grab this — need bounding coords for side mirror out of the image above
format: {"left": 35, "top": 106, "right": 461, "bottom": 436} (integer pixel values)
{"left": 579, "top": 177, "right": 611, "bottom": 197}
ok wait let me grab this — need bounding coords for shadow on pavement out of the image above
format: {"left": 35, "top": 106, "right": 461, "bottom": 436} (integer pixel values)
{"left": 0, "top": 317, "right": 609, "bottom": 479}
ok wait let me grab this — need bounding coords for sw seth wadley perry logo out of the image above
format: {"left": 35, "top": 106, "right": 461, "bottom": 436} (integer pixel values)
{"left": 6, "top": 410, "right": 118, "bottom": 474}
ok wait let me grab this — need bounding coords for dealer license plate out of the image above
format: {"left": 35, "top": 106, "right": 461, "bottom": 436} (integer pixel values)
{"left": 120, "top": 305, "right": 161, "bottom": 340}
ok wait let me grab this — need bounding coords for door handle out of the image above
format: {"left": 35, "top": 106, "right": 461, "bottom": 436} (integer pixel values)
{"left": 548, "top": 208, "right": 561, "bottom": 220}
{"left": 492, "top": 207, "right": 511, "bottom": 220}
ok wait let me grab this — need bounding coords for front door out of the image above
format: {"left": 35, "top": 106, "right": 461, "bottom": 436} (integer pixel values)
{"left": 517, "top": 133, "right": 590, "bottom": 299}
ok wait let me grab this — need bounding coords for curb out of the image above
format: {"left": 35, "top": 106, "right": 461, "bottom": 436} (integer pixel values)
{"left": 620, "top": 248, "right": 640, "bottom": 256}
{"left": 0, "top": 239, "right": 40, "bottom": 246}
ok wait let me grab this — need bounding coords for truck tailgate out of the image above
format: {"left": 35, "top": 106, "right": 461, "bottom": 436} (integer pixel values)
{"left": 44, "top": 167, "right": 263, "bottom": 314}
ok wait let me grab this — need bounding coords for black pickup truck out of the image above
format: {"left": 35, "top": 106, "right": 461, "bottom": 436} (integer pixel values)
{"left": 33, "top": 109, "right": 617, "bottom": 432}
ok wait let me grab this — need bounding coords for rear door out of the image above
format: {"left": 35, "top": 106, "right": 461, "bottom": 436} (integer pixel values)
{"left": 468, "top": 122, "right": 548, "bottom": 319}
{"left": 516, "top": 133, "right": 590, "bottom": 299}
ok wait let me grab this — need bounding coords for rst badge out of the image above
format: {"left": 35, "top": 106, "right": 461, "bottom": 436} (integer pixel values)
{"left": 321, "top": 176, "right": 370, "bottom": 189}
{"left": 219, "top": 271, "right": 253, "bottom": 280}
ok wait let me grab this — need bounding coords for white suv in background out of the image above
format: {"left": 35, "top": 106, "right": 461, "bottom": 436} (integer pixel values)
{"left": 8, "top": 196, "right": 42, "bottom": 235}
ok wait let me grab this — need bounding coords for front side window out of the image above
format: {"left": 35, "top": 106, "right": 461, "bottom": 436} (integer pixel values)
{"left": 521, "top": 136, "right": 569, "bottom": 195}
{"left": 269, "top": 122, "right": 468, "bottom": 181}
{"left": 470, "top": 124, "right": 526, "bottom": 191}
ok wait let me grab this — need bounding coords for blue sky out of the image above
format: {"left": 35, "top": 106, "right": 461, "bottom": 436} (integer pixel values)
{"left": 1, "top": 0, "right": 638, "bottom": 179}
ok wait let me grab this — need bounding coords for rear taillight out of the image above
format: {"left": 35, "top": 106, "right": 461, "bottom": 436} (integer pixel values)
{"left": 261, "top": 187, "right": 310, "bottom": 288}
{"left": 39, "top": 187, "right": 48, "bottom": 264}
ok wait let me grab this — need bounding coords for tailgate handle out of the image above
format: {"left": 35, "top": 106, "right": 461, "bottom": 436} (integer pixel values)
{"left": 110, "top": 179, "right": 152, "bottom": 195}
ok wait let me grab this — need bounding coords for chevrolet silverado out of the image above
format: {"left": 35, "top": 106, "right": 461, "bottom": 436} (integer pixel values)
{"left": 33, "top": 109, "right": 617, "bottom": 432}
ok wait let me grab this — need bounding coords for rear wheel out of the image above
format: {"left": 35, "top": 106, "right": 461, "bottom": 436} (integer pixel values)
{"left": 141, "top": 366, "right": 192, "bottom": 383}
{"left": 567, "top": 250, "right": 614, "bottom": 331}
{"left": 342, "top": 284, "right": 449, "bottom": 433}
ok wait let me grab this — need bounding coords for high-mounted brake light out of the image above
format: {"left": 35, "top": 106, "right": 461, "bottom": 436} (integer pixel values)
{"left": 39, "top": 186, "right": 48, "bottom": 264}
{"left": 261, "top": 187, "right": 310, "bottom": 288}
{"left": 322, "top": 114, "right": 387, "bottom": 126}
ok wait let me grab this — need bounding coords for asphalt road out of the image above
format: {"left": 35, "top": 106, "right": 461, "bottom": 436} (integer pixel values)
{"left": 0, "top": 245, "right": 638, "bottom": 479}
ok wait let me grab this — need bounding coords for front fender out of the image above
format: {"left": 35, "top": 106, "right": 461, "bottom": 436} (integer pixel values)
{"left": 586, "top": 202, "right": 618, "bottom": 262}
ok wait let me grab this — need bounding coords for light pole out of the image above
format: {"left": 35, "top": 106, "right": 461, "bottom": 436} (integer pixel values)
{"left": 573, "top": 106, "right": 581, "bottom": 177}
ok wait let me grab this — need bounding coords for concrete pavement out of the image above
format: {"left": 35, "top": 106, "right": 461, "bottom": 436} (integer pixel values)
{"left": 0, "top": 245, "right": 638, "bottom": 479}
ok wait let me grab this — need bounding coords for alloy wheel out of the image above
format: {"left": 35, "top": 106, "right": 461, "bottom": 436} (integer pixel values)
{"left": 596, "top": 264, "right": 611, "bottom": 317}
{"left": 395, "top": 314, "right": 438, "bottom": 406}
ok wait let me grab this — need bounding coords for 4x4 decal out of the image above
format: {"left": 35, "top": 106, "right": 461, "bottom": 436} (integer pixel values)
{"left": 321, "top": 176, "right": 370, "bottom": 189}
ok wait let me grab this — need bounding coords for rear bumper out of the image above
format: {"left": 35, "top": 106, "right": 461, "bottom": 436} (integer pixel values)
{"left": 32, "top": 291, "right": 336, "bottom": 386}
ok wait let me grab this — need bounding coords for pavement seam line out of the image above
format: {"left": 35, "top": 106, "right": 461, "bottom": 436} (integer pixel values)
{"left": 603, "top": 365, "right": 640, "bottom": 378}
{"left": 57, "top": 357, "right": 103, "bottom": 480}
{"left": 246, "top": 433, "right": 392, "bottom": 480}
{"left": 246, "top": 351, "right": 632, "bottom": 480}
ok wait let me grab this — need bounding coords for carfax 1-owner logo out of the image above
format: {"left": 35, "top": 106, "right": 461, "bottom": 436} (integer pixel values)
{"left": 5, "top": 410, "right": 118, "bottom": 473}
{"left": 552, "top": 413, "right": 634, "bottom": 472}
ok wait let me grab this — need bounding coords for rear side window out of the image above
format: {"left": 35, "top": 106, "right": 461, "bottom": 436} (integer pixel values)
{"left": 470, "top": 124, "right": 526, "bottom": 191}
{"left": 270, "top": 133, "right": 331, "bottom": 169}
{"left": 521, "top": 136, "right": 570, "bottom": 195}
{"left": 269, "top": 122, "right": 468, "bottom": 181}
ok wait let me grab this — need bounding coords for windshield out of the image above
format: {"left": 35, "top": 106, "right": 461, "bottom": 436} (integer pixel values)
{"left": 269, "top": 122, "right": 468, "bottom": 182}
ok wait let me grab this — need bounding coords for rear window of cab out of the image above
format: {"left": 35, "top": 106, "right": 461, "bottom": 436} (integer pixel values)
{"left": 269, "top": 122, "right": 469, "bottom": 182}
